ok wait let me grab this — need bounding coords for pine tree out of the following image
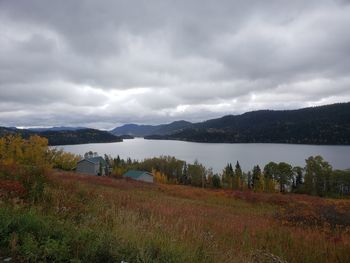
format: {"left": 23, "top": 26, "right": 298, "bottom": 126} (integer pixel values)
{"left": 222, "top": 163, "right": 233, "bottom": 189}
{"left": 292, "top": 166, "right": 304, "bottom": 192}
{"left": 252, "top": 165, "right": 263, "bottom": 191}
{"left": 234, "top": 161, "right": 243, "bottom": 190}
{"left": 247, "top": 171, "right": 252, "bottom": 189}
{"left": 211, "top": 174, "right": 221, "bottom": 188}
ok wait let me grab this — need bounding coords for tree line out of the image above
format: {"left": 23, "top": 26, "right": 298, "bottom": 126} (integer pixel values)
{"left": 103, "top": 153, "right": 350, "bottom": 197}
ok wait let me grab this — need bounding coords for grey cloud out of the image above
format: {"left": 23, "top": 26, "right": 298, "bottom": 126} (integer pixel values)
{"left": 0, "top": 0, "right": 349, "bottom": 128}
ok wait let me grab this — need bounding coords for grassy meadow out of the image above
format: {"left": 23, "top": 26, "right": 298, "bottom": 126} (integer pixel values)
{"left": 1, "top": 170, "right": 350, "bottom": 262}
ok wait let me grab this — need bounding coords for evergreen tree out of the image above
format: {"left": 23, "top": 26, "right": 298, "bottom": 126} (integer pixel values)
{"left": 252, "top": 165, "right": 263, "bottom": 191}
{"left": 115, "top": 155, "right": 121, "bottom": 167}
{"left": 182, "top": 162, "right": 188, "bottom": 184}
{"left": 222, "top": 163, "right": 234, "bottom": 189}
{"left": 234, "top": 161, "right": 243, "bottom": 190}
{"left": 247, "top": 171, "right": 253, "bottom": 189}
{"left": 292, "top": 166, "right": 304, "bottom": 192}
{"left": 211, "top": 174, "right": 221, "bottom": 188}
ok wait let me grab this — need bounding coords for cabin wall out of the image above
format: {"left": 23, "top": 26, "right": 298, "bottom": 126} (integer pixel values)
{"left": 138, "top": 174, "right": 154, "bottom": 183}
{"left": 76, "top": 161, "right": 97, "bottom": 175}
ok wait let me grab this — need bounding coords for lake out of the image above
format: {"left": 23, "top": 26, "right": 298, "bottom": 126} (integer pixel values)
{"left": 57, "top": 138, "right": 350, "bottom": 173}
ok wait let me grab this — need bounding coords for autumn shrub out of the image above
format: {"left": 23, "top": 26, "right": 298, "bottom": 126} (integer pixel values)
{"left": 0, "top": 178, "right": 27, "bottom": 199}
{"left": 275, "top": 198, "right": 350, "bottom": 230}
{"left": 0, "top": 163, "right": 48, "bottom": 202}
{"left": 317, "top": 203, "right": 350, "bottom": 228}
{"left": 110, "top": 166, "right": 126, "bottom": 178}
{"left": 0, "top": 135, "right": 51, "bottom": 202}
{"left": 20, "top": 166, "right": 48, "bottom": 202}
{"left": 0, "top": 207, "right": 120, "bottom": 262}
{"left": 48, "top": 148, "right": 80, "bottom": 171}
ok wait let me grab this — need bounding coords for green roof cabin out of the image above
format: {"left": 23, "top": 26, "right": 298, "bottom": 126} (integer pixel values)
{"left": 76, "top": 156, "right": 108, "bottom": 176}
{"left": 123, "top": 170, "right": 154, "bottom": 183}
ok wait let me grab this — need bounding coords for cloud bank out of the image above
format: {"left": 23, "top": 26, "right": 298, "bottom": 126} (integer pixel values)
{"left": 1, "top": 0, "right": 350, "bottom": 129}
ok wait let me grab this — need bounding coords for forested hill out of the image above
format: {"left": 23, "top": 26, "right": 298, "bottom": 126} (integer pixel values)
{"left": 110, "top": 120, "right": 192, "bottom": 137}
{"left": 145, "top": 102, "right": 350, "bottom": 145}
{"left": 0, "top": 127, "right": 122, "bottom": 145}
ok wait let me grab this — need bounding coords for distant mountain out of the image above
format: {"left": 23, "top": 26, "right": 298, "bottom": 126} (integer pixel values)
{"left": 110, "top": 124, "right": 158, "bottom": 137}
{"left": 0, "top": 127, "right": 122, "bottom": 145}
{"left": 145, "top": 102, "right": 350, "bottom": 145}
{"left": 28, "top": 126, "right": 86, "bottom": 132}
{"left": 40, "top": 129, "right": 122, "bottom": 145}
{"left": 0, "top": 127, "right": 33, "bottom": 138}
{"left": 110, "top": 120, "right": 192, "bottom": 137}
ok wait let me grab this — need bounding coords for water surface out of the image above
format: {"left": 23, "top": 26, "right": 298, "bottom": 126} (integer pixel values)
{"left": 58, "top": 138, "right": 350, "bottom": 173}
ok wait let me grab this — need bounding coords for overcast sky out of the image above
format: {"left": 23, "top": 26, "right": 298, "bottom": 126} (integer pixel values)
{"left": 1, "top": 0, "right": 350, "bottom": 129}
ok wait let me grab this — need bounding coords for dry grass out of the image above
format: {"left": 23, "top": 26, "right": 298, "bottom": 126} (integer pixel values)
{"left": 45, "top": 171, "right": 350, "bottom": 262}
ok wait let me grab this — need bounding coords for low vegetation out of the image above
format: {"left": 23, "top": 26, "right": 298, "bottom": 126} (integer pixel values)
{"left": 107, "top": 154, "right": 350, "bottom": 198}
{"left": 0, "top": 135, "right": 350, "bottom": 262}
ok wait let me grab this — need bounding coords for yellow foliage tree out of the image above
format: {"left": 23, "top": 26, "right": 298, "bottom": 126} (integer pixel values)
{"left": 48, "top": 148, "right": 80, "bottom": 171}
{"left": 112, "top": 167, "right": 126, "bottom": 178}
{"left": 0, "top": 135, "right": 51, "bottom": 201}
{"left": 255, "top": 175, "right": 265, "bottom": 192}
{"left": 264, "top": 178, "right": 278, "bottom": 193}
{"left": 152, "top": 169, "right": 167, "bottom": 184}
{"left": 0, "top": 135, "right": 50, "bottom": 167}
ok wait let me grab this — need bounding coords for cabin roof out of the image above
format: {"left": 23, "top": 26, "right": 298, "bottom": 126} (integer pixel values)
{"left": 123, "top": 170, "right": 153, "bottom": 179}
{"left": 78, "top": 156, "right": 107, "bottom": 166}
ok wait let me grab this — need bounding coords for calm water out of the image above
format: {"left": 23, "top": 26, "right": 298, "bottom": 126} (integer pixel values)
{"left": 57, "top": 138, "right": 350, "bottom": 173}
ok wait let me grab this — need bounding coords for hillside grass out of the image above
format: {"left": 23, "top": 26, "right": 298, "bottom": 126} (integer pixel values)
{"left": 1, "top": 171, "right": 350, "bottom": 262}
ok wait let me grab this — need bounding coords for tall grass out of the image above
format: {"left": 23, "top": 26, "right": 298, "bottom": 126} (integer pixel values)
{"left": 1, "top": 170, "right": 350, "bottom": 262}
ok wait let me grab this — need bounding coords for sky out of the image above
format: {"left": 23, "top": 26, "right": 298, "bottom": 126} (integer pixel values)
{"left": 0, "top": 0, "right": 350, "bottom": 129}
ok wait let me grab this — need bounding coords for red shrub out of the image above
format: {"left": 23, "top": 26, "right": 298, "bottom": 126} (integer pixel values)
{"left": 0, "top": 178, "right": 27, "bottom": 199}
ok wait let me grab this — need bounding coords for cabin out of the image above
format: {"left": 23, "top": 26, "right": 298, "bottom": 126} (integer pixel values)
{"left": 76, "top": 156, "right": 108, "bottom": 176}
{"left": 123, "top": 170, "right": 154, "bottom": 183}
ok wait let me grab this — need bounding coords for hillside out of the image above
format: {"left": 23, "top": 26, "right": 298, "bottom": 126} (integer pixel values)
{"left": 1, "top": 170, "right": 350, "bottom": 262}
{"left": 28, "top": 126, "right": 86, "bottom": 132}
{"left": 0, "top": 127, "right": 122, "bottom": 145}
{"left": 0, "top": 127, "right": 33, "bottom": 138}
{"left": 145, "top": 102, "right": 350, "bottom": 145}
{"left": 40, "top": 129, "right": 122, "bottom": 145}
{"left": 110, "top": 120, "right": 192, "bottom": 137}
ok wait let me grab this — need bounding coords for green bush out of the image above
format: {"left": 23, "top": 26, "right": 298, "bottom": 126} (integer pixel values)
{"left": 0, "top": 206, "right": 199, "bottom": 262}
{"left": 0, "top": 208, "right": 105, "bottom": 262}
